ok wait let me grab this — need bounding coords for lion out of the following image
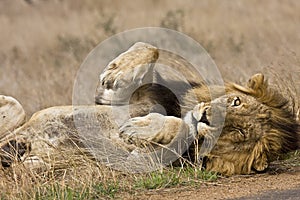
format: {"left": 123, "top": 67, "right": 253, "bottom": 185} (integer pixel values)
{"left": 0, "top": 42, "right": 299, "bottom": 176}
{"left": 96, "top": 42, "right": 300, "bottom": 175}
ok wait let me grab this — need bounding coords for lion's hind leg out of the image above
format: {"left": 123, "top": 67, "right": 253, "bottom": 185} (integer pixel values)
{"left": 95, "top": 42, "right": 158, "bottom": 105}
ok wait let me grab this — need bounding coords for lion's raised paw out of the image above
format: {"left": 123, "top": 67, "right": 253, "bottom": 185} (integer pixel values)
{"left": 100, "top": 42, "right": 158, "bottom": 90}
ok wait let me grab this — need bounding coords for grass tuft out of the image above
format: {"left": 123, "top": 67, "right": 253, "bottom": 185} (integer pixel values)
{"left": 92, "top": 182, "right": 119, "bottom": 199}
{"left": 133, "top": 166, "right": 218, "bottom": 190}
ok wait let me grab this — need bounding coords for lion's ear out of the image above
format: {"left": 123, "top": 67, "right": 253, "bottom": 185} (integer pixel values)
{"left": 247, "top": 73, "right": 267, "bottom": 97}
{"left": 229, "top": 73, "right": 267, "bottom": 96}
{"left": 247, "top": 73, "right": 264, "bottom": 90}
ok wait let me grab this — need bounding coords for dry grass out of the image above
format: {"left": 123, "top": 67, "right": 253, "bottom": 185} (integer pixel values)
{"left": 0, "top": 0, "right": 299, "bottom": 199}
{"left": 0, "top": 147, "right": 218, "bottom": 199}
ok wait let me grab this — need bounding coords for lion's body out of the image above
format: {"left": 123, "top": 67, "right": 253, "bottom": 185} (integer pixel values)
{"left": 1, "top": 42, "right": 299, "bottom": 175}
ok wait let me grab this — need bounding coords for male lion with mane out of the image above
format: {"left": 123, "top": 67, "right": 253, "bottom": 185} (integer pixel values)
{"left": 0, "top": 42, "right": 299, "bottom": 176}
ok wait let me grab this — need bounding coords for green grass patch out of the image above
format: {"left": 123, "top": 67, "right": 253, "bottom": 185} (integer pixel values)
{"left": 133, "top": 167, "right": 218, "bottom": 190}
{"left": 92, "top": 182, "right": 119, "bottom": 199}
{"left": 134, "top": 170, "right": 180, "bottom": 190}
{"left": 181, "top": 166, "right": 218, "bottom": 182}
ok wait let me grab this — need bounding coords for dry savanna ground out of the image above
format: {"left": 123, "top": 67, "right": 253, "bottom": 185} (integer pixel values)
{"left": 0, "top": 0, "right": 299, "bottom": 199}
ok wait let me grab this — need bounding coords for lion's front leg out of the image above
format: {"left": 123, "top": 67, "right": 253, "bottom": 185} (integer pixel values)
{"left": 119, "top": 113, "right": 187, "bottom": 147}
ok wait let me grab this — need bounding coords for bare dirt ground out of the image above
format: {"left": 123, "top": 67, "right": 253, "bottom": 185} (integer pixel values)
{"left": 126, "top": 166, "right": 300, "bottom": 199}
{"left": 0, "top": 0, "right": 299, "bottom": 199}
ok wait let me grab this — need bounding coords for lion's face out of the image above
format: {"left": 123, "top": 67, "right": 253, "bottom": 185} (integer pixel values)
{"left": 194, "top": 74, "right": 299, "bottom": 175}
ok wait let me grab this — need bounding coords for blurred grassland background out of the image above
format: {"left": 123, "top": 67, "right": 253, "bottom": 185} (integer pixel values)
{"left": 0, "top": 0, "right": 299, "bottom": 117}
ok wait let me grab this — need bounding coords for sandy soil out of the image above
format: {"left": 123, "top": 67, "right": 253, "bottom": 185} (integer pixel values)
{"left": 118, "top": 155, "right": 300, "bottom": 199}
{"left": 127, "top": 167, "right": 300, "bottom": 200}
